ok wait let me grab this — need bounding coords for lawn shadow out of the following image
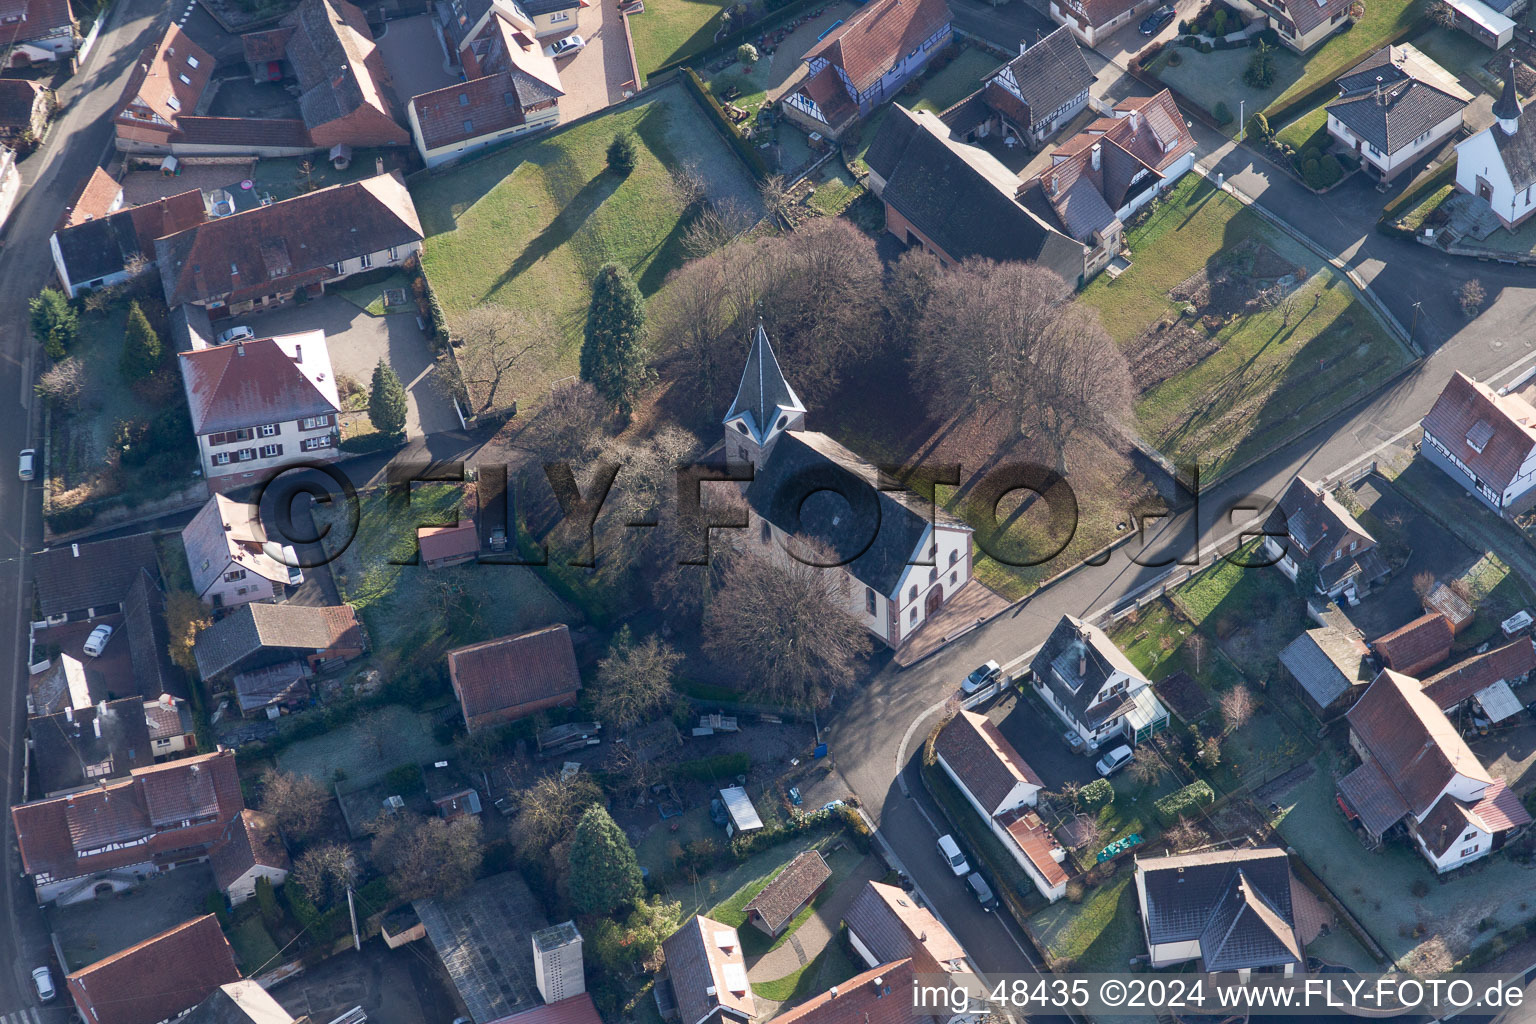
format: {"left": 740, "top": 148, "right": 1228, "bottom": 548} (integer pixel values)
{"left": 481, "top": 170, "right": 625, "bottom": 300}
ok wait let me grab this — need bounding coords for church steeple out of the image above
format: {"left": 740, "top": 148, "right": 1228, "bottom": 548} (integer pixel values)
{"left": 1495, "top": 58, "right": 1522, "bottom": 136}
{"left": 723, "top": 321, "right": 805, "bottom": 464}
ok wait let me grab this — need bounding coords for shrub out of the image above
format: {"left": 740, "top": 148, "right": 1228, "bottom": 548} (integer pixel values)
{"left": 384, "top": 763, "right": 420, "bottom": 794}
{"left": 1081, "top": 778, "right": 1114, "bottom": 810}
{"left": 255, "top": 876, "right": 282, "bottom": 931}
{"left": 45, "top": 500, "right": 98, "bottom": 533}
{"left": 1167, "top": 50, "right": 1183, "bottom": 66}
{"left": 1300, "top": 145, "right": 1321, "bottom": 164}
{"left": 367, "top": 359, "right": 407, "bottom": 436}
{"left": 29, "top": 287, "right": 78, "bottom": 358}
{"left": 204, "top": 891, "right": 230, "bottom": 926}
{"left": 1301, "top": 157, "right": 1320, "bottom": 179}
{"left": 835, "top": 803, "right": 872, "bottom": 853}
{"left": 1313, "top": 154, "right": 1343, "bottom": 189}
{"left": 737, "top": 42, "right": 758, "bottom": 63}
{"left": 1246, "top": 111, "right": 1271, "bottom": 140}
{"left": 1213, "top": 101, "right": 1232, "bottom": 125}
{"left": 676, "top": 752, "right": 751, "bottom": 782}
{"left": 1458, "top": 278, "right": 1486, "bottom": 317}
{"left": 1065, "top": 880, "right": 1085, "bottom": 902}
{"left": 1212, "top": 9, "right": 1228, "bottom": 33}
{"left": 1153, "top": 780, "right": 1215, "bottom": 826}
{"left": 1177, "top": 17, "right": 1190, "bottom": 31}
{"left": 1199, "top": 40, "right": 1213, "bottom": 52}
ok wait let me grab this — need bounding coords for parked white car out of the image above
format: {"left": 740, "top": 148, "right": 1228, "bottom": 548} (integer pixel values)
{"left": 217, "top": 325, "right": 255, "bottom": 344}
{"left": 32, "top": 966, "right": 55, "bottom": 1003}
{"left": 960, "top": 660, "right": 1001, "bottom": 695}
{"left": 546, "top": 33, "right": 585, "bottom": 56}
{"left": 83, "top": 623, "right": 114, "bottom": 657}
{"left": 1095, "top": 744, "right": 1134, "bottom": 777}
{"left": 18, "top": 448, "right": 35, "bottom": 481}
{"left": 936, "top": 833, "right": 970, "bottom": 876}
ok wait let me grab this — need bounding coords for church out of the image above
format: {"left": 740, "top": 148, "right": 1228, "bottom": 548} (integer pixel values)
{"left": 721, "top": 324, "right": 975, "bottom": 648}
{"left": 1454, "top": 60, "right": 1536, "bottom": 231}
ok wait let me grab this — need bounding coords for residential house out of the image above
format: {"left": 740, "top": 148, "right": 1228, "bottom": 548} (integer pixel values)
{"left": 112, "top": 24, "right": 214, "bottom": 150}
{"left": 659, "top": 916, "right": 754, "bottom": 1024}
{"left": 438, "top": 0, "right": 582, "bottom": 48}
{"left": 59, "top": 166, "right": 125, "bottom": 227}
{"left": 0, "top": 0, "right": 77, "bottom": 67}
{"left": 1029, "top": 614, "right": 1170, "bottom": 750}
{"left": 31, "top": 698, "right": 153, "bottom": 797}
{"left": 1228, "top": 0, "right": 1351, "bottom": 51}
{"left": 1337, "top": 669, "right": 1530, "bottom": 870}
{"left": 770, "top": 960, "right": 938, "bottom": 1024}
{"left": 1047, "top": 0, "right": 1150, "bottom": 46}
{"left": 1017, "top": 90, "right": 1197, "bottom": 279}
{"left": 0, "top": 78, "right": 48, "bottom": 139}
{"left": 193, "top": 602, "right": 366, "bottom": 682}
{"left": 864, "top": 104, "right": 1089, "bottom": 284}
{"left": 11, "top": 748, "right": 244, "bottom": 904}
{"left": 67, "top": 915, "right": 241, "bottom": 1024}
{"left": 144, "top": 693, "right": 197, "bottom": 758}
{"left": 932, "top": 710, "right": 1068, "bottom": 901}
{"left": 1421, "top": 370, "right": 1536, "bottom": 511}
{"left": 1279, "top": 625, "right": 1372, "bottom": 719}
{"left": 210, "top": 808, "right": 291, "bottom": 905}
{"left": 179, "top": 332, "right": 342, "bottom": 493}
{"left": 156, "top": 171, "right": 423, "bottom": 316}
{"left": 1455, "top": 62, "right": 1536, "bottom": 229}
{"left": 724, "top": 324, "right": 976, "bottom": 647}
{"left": 1372, "top": 612, "right": 1453, "bottom": 677}
{"left": 1419, "top": 637, "right": 1536, "bottom": 720}
{"left": 1438, "top": 0, "right": 1517, "bottom": 47}
{"left": 49, "top": 187, "right": 205, "bottom": 297}
{"left": 33, "top": 533, "right": 160, "bottom": 623}
{"left": 1262, "top": 475, "right": 1390, "bottom": 604}
{"left": 1325, "top": 45, "right": 1471, "bottom": 183}
{"left": 782, "top": 0, "right": 952, "bottom": 138}
{"left": 842, "top": 881, "right": 968, "bottom": 973}
{"left": 182, "top": 981, "right": 305, "bottom": 1024}
{"left": 240, "top": 0, "right": 411, "bottom": 150}
{"left": 183, "top": 495, "right": 299, "bottom": 607}
{"left": 123, "top": 569, "right": 190, "bottom": 703}
{"left": 447, "top": 623, "right": 581, "bottom": 732}
{"left": 945, "top": 26, "right": 1094, "bottom": 151}
{"left": 1133, "top": 847, "right": 1302, "bottom": 974}
{"left": 409, "top": 0, "right": 562, "bottom": 168}
{"left": 744, "top": 851, "right": 830, "bottom": 937}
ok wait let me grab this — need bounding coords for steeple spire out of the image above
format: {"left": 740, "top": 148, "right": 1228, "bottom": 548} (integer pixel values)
{"left": 722, "top": 321, "right": 806, "bottom": 456}
{"left": 1495, "top": 58, "right": 1521, "bottom": 136}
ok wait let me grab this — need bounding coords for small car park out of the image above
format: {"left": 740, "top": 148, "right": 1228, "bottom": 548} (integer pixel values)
{"left": 937, "top": 833, "right": 970, "bottom": 876}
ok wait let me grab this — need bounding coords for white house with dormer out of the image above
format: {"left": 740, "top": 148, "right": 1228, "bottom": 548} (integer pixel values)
{"left": 1454, "top": 60, "right": 1536, "bottom": 230}
{"left": 723, "top": 325, "right": 974, "bottom": 648}
{"left": 1028, "top": 614, "right": 1168, "bottom": 749}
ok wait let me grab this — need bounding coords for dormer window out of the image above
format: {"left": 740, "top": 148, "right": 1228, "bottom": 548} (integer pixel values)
{"left": 1466, "top": 419, "right": 1494, "bottom": 453}
{"left": 166, "top": 95, "right": 181, "bottom": 112}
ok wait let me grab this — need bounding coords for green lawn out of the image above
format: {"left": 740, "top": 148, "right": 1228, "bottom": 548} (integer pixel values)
{"left": 630, "top": 0, "right": 728, "bottom": 78}
{"left": 1268, "top": 0, "right": 1429, "bottom": 114}
{"left": 332, "top": 270, "right": 414, "bottom": 316}
{"left": 1108, "top": 599, "right": 1244, "bottom": 689}
{"left": 1082, "top": 176, "right": 1411, "bottom": 479}
{"left": 901, "top": 45, "right": 998, "bottom": 114}
{"left": 226, "top": 915, "right": 281, "bottom": 974}
{"left": 705, "top": 844, "right": 863, "bottom": 957}
{"left": 1153, "top": 44, "right": 1298, "bottom": 134}
{"left": 1030, "top": 871, "right": 1142, "bottom": 971}
{"left": 754, "top": 939, "right": 860, "bottom": 1001}
{"left": 413, "top": 85, "right": 761, "bottom": 414}
{"left": 1275, "top": 101, "right": 1330, "bottom": 152}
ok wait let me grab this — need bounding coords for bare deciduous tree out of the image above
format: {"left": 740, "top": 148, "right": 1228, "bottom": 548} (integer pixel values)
{"left": 259, "top": 769, "right": 331, "bottom": 842}
{"left": 511, "top": 773, "right": 604, "bottom": 861}
{"left": 453, "top": 303, "right": 546, "bottom": 415}
{"left": 1458, "top": 278, "right": 1486, "bottom": 318}
{"left": 1187, "top": 632, "right": 1208, "bottom": 674}
{"left": 523, "top": 379, "right": 607, "bottom": 460}
{"left": 668, "top": 161, "right": 709, "bottom": 212}
{"left": 682, "top": 196, "right": 754, "bottom": 260}
{"left": 909, "top": 259, "right": 1135, "bottom": 472}
{"left": 703, "top": 540, "right": 873, "bottom": 707}
{"left": 1428, "top": 0, "right": 1458, "bottom": 27}
{"left": 1165, "top": 815, "right": 1205, "bottom": 852}
{"left": 369, "top": 811, "right": 483, "bottom": 901}
{"left": 1073, "top": 813, "right": 1108, "bottom": 853}
{"left": 291, "top": 842, "right": 357, "bottom": 908}
{"left": 36, "top": 356, "right": 86, "bottom": 403}
{"left": 1220, "top": 684, "right": 1257, "bottom": 736}
{"left": 1128, "top": 744, "right": 1168, "bottom": 787}
{"left": 592, "top": 626, "right": 682, "bottom": 730}
{"left": 759, "top": 174, "right": 790, "bottom": 222}
{"left": 1412, "top": 571, "right": 1436, "bottom": 601}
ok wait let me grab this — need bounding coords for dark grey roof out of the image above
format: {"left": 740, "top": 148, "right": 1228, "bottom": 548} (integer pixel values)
{"left": 125, "top": 569, "right": 188, "bottom": 701}
{"left": 990, "top": 26, "right": 1093, "bottom": 127}
{"left": 416, "top": 872, "right": 549, "bottom": 1023}
{"left": 1051, "top": 177, "right": 1119, "bottom": 241}
{"left": 508, "top": 67, "right": 562, "bottom": 107}
{"left": 232, "top": 661, "right": 312, "bottom": 712}
{"left": 1028, "top": 615, "right": 1146, "bottom": 731}
{"left": 180, "top": 983, "right": 293, "bottom": 1024}
{"left": 35, "top": 534, "right": 161, "bottom": 619}
{"left": 52, "top": 210, "right": 143, "bottom": 287}
{"left": 169, "top": 302, "right": 213, "bottom": 354}
{"left": 516, "top": 0, "right": 580, "bottom": 14}
{"left": 32, "top": 697, "right": 154, "bottom": 797}
{"left": 724, "top": 324, "right": 805, "bottom": 446}
{"left": 1327, "top": 80, "right": 1465, "bottom": 156}
{"left": 865, "top": 105, "right": 1084, "bottom": 279}
{"left": 193, "top": 603, "right": 363, "bottom": 680}
{"left": 1335, "top": 46, "right": 1409, "bottom": 95}
{"left": 1492, "top": 117, "right": 1536, "bottom": 193}
{"left": 744, "top": 431, "right": 931, "bottom": 596}
{"left": 1138, "top": 848, "right": 1301, "bottom": 971}
{"left": 1279, "top": 627, "right": 1369, "bottom": 711}
{"left": 1494, "top": 58, "right": 1522, "bottom": 123}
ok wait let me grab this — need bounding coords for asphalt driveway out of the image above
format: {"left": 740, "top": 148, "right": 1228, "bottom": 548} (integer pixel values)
{"left": 235, "top": 294, "right": 463, "bottom": 439}
{"left": 376, "top": 14, "right": 459, "bottom": 101}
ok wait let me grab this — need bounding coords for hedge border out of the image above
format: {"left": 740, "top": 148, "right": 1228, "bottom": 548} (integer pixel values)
{"left": 680, "top": 67, "right": 771, "bottom": 181}
{"left": 647, "top": 0, "right": 826, "bottom": 82}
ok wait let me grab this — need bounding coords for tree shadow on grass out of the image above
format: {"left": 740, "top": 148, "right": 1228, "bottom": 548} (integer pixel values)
{"left": 480, "top": 170, "right": 625, "bottom": 301}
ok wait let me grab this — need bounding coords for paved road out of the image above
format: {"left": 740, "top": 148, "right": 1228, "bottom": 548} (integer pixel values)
{"left": 0, "top": 0, "right": 218, "bottom": 1010}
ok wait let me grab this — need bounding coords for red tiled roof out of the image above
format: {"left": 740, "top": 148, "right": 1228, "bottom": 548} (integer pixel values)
{"left": 933, "top": 710, "right": 1043, "bottom": 814}
{"left": 60, "top": 168, "right": 123, "bottom": 229}
{"left": 1422, "top": 371, "right": 1536, "bottom": 495}
{"left": 178, "top": 333, "right": 340, "bottom": 435}
{"left": 1372, "top": 612, "right": 1453, "bottom": 676}
{"left": 0, "top": 0, "right": 75, "bottom": 40}
{"left": 796, "top": 66, "right": 858, "bottom": 129}
{"left": 661, "top": 916, "right": 754, "bottom": 1024}
{"left": 487, "top": 994, "right": 604, "bottom": 1024}
{"left": 772, "top": 958, "right": 928, "bottom": 1024}
{"left": 115, "top": 24, "right": 214, "bottom": 127}
{"left": 242, "top": 26, "right": 293, "bottom": 64}
{"left": 803, "top": 0, "right": 951, "bottom": 95}
{"left": 156, "top": 172, "right": 421, "bottom": 306}
{"left": 448, "top": 623, "right": 580, "bottom": 721}
{"left": 410, "top": 69, "right": 561, "bottom": 152}
{"left": 1002, "top": 808, "right": 1069, "bottom": 887}
{"left": 1421, "top": 637, "right": 1536, "bottom": 710}
{"left": 125, "top": 188, "right": 205, "bottom": 253}
{"left": 842, "top": 881, "right": 966, "bottom": 969}
{"left": 209, "top": 808, "right": 291, "bottom": 892}
{"left": 1051, "top": 0, "right": 1139, "bottom": 32}
{"left": 1346, "top": 669, "right": 1492, "bottom": 817}
{"left": 67, "top": 916, "right": 240, "bottom": 1024}
{"left": 419, "top": 521, "right": 479, "bottom": 562}
{"left": 1470, "top": 777, "right": 1532, "bottom": 833}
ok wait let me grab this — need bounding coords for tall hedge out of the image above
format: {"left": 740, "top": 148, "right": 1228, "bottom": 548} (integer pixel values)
{"left": 1154, "top": 780, "right": 1215, "bottom": 826}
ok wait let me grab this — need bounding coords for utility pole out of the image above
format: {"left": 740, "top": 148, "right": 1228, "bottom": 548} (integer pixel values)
{"left": 1409, "top": 300, "right": 1423, "bottom": 346}
{"left": 347, "top": 885, "right": 361, "bottom": 952}
{"left": 1238, "top": 99, "right": 1246, "bottom": 142}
